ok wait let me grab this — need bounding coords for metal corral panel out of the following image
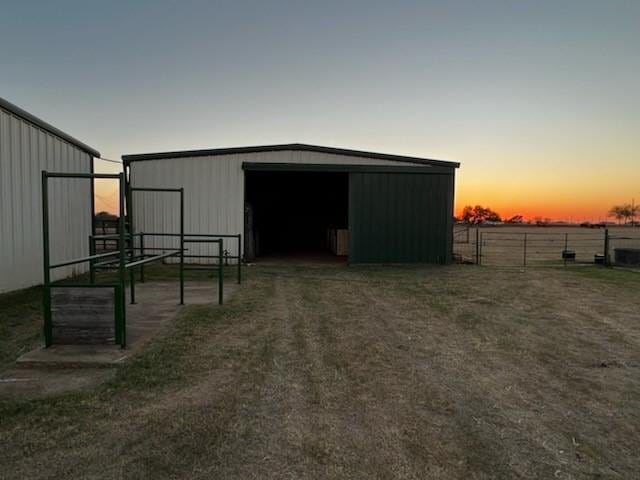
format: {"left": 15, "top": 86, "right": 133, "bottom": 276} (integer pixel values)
{"left": 348, "top": 172, "right": 455, "bottom": 263}
{"left": 0, "top": 106, "right": 93, "bottom": 293}
{"left": 128, "top": 150, "right": 436, "bottom": 262}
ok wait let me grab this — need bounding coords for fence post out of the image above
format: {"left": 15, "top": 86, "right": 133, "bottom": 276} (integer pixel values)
{"left": 118, "top": 173, "right": 127, "bottom": 348}
{"left": 128, "top": 185, "right": 136, "bottom": 305}
{"left": 564, "top": 233, "right": 568, "bottom": 267}
{"left": 237, "top": 234, "right": 242, "bottom": 284}
{"left": 179, "top": 189, "right": 185, "bottom": 305}
{"left": 140, "top": 232, "right": 145, "bottom": 282}
{"left": 218, "top": 239, "right": 224, "bottom": 305}
{"left": 604, "top": 228, "right": 610, "bottom": 267}
{"left": 475, "top": 227, "right": 480, "bottom": 265}
{"left": 523, "top": 233, "right": 527, "bottom": 267}
{"left": 89, "top": 235, "right": 96, "bottom": 283}
{"left": 41, "top": 172, "right": 53, "bottom": 347}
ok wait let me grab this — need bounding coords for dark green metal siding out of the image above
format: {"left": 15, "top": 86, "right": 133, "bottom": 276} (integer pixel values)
{"left": 349, "top": 172, "right": 454, "bottom": 263}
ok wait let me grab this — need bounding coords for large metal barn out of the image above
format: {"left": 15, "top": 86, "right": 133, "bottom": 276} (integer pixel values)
{"left": 0, "top": 97, "right": 100, "bottom": 293}
{"left": 123, "top": 144, "right": 459, "bottom": 264}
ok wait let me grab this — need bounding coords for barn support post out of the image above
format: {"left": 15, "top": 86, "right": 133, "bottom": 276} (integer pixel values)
{"left": 41, "top": 172, "right": 53, "bottom": 347}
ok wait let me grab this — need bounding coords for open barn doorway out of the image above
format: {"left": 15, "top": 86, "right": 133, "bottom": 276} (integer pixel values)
{"left": 244, "top": 170, "right": 349, "bottom": 262}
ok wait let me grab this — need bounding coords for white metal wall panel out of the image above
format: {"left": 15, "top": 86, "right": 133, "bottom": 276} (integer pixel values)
{"left": 0, "top": 107, "right": 92, "bottom": 293}
{"left": 129, "top": 150, "right": 432, "bottom": 263}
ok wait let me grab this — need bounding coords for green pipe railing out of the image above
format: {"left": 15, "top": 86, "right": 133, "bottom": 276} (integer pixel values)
{"left": 41, "top": 172, "right": 193, "bottom": 349}
{"left": 140, "top": 232, "right": 242, "bottom": 285}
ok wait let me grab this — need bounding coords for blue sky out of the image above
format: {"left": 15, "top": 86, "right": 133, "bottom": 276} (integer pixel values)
{"left": 2, "top": 1, "right": 639, "bottom": 219}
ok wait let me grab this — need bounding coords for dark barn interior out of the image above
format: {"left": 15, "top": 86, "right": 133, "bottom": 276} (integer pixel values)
{"left": 245, "top": 171, "right": 348, "bottom": 258}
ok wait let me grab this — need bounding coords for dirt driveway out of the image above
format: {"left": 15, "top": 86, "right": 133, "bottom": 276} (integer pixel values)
{"left": 1, "top": 264, "right": 639, "bottom": 479}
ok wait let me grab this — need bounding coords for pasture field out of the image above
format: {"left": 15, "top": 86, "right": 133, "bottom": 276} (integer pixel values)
{"left": 454, "top": 224, "right": 640, "bottom": 266}
{"left": 1, "top": 263, "right": 640, "bottom": 479}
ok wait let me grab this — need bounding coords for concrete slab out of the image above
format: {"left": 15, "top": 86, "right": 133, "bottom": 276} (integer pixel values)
{"left": 17, "top": 345, "right": 129, "bottom": 368}
{"left": 15, "top": 280, "right": 237, "bottom": 368}
{"left": 2, "top": 280, "right": 238, "bottom": 398}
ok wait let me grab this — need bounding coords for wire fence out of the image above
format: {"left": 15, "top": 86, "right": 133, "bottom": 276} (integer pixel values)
{"left": 454, "top": 226, "right": 640, "bottom": 268}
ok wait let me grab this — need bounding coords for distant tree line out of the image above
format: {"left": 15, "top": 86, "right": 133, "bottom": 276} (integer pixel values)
{"left": 459, "top": 205, "right": 526, "bottom": 225}
{"left": 460, "top": 205, "right": 502, "bottom": 224}
{"left": 95, "top": 211, "right": 118, "bottom": 220}
{"left": 608, "top": 204, "right": 638, "bottom": 225}
{"left": 457, "top": 202, "right": 638, "bottom": 226}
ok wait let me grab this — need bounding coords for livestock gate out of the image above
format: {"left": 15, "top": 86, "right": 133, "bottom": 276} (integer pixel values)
{"left": 453, "top": 225, "right": 640, "bottom": 268}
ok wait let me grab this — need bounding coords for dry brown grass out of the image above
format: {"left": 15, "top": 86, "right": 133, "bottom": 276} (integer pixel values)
{"left": 1, "top": 264, "right": 640, "bottom": 479}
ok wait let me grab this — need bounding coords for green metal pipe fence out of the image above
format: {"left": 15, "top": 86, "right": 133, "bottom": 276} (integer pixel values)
{"left": 128, "top": 186, "right": 185, "bottom": 304}
{"left": 41, "top": 171, "right": 126, "bottom": 348}
{"left": 42, "top": 170, "right": 243, "bottom": 350}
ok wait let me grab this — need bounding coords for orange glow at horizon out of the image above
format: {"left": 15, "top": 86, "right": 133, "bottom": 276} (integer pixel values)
{"left": 93, "top": 163, "right": 122, "bottom": 214}
{"left": 452, "top": 143, "right": 639, "bottom": 222}
{"left": 91, "top": 148, "right": 639, "bottom": 223}
{"left": 454, "top": 181, "right": 625, "bottom": 222}
{"left": 94, "top": 180, "right": 119, "bottom": 214}
{"left": 455, "top": 185, "right": 633, "bottom": 223}
{"left": 95, "top": 179, "right": 637, "bottom": 221}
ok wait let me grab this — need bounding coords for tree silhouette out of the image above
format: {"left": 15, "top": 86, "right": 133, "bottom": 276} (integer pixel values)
{"left": 608, "top": 204, "right": 638, "bottom": 225}
{"left": 461, "top": 205, "right": 502, "bottom": 224}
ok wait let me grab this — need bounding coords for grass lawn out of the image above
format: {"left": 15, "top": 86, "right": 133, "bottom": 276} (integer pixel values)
{"left": 1, "top": 264, "right": 639, "bottom": 479}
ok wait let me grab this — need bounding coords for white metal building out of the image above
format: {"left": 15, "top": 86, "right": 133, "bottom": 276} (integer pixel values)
{"left": 0, "top": 97, "right": 100, "bottom": 293}
{"left": 124, "top": 144, "right": 459, "bottom": 264}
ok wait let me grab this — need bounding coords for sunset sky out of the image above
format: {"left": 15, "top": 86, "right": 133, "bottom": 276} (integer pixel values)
{"left": 2, "top": 1, "right": 638, "bottom": 221}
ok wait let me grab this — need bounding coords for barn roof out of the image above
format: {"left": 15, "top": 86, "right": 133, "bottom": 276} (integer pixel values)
{"left": 0, "top": 97, "right": 100, "bottom": 158}
{"left": 122, "top": 143, "right": 460, "bottom": 168}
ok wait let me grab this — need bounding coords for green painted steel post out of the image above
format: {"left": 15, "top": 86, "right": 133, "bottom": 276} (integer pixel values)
{"left": 41, "top": 171, "right": 52, "bottom": 347}
{"left": 129, "top": 259, "right": 136, "bottom": 304}
{"left": 127, "top": 183, "right": 136, "bottom": 305}
{"left": 118, "top": 173, "right": 127, "bottom": 347}
{"left": 237, "top": 234, "right": 242, "bottom": 284}
{"left": 140, "top": 232, "right": 145, "bottom": 282}
{"left": 218, "top": 239, "right": 223, "bottom": 305}
{"left": 89, "top": 235, "right": 96, "bottom": 283}
{"left": 179, "top": 188, "right": 185, "bottom": 305}
{"left": 604, "top": 228, "right": 610, "bottom": 267}
{"left": 115, "top": 285, "right": 124, "bottom": 349}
